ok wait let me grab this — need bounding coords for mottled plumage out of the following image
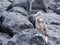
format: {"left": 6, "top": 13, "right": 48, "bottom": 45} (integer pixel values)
{"left": 35, "top": 12, "right": 48, "bottom": 43}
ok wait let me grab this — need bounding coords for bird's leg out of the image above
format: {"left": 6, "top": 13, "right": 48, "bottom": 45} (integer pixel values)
{"left": 43, "top": 35, "right": 48, "bottom": 45}
{"left": 45, "top": 36, "right": 48, "bottom": 43}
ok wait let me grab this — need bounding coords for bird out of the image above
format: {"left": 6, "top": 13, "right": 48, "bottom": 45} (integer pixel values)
{"left": 35, "top": 12, "right": 48, "bottom": 44}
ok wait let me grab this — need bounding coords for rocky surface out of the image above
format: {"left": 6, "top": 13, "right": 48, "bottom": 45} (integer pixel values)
{"left": 0, "top": 0, "right": 11, "bottom": 10}
{"left": 0, "top": 11, "right": 33, "bottom": 34}
{"left": 0, "top": 0, "right": 60, "bottom": 45}
{"left": 9, "top": 7, "right": 28, "bottom": 16}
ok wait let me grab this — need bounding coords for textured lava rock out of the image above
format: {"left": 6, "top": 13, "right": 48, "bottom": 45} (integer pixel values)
{"left": 0, "top": 35, "right": 9, "bottom": 45}
{"left": 9, "top": 29, "right": 44, "bottom": 45}
{"left": 0, "top": 40, "right": 3, "bottom": 45}
{"left": 55, "top": 2, "right": 60, "bottom": 8}
{"left": 53, "top": 7, "right": 60, "bottom": 14}
{"left": 0, "top": 0, "right": 60, "bottom": 45}
{"left": 0, "top": 16, "right": 5, "bottom": 24}
{"left": 0, "top": 11, "right": 33, "bottom": 36}
{"left": 55, "top": 0, "right": 60, "bottom": 2}
{"left": 6, "top": 0, "right": 47, "bottom": 12}
{"left": 0, "top": 0, "right": 11, "bottom": 10}
{"left": 30, "top": 36, "right": 45, "bottom": 45}
{"left": 9, "top": 7, "right": 28, "bottom": 16}
{"left": 6, "top": 0, "right": 28, "bottom": 11}
{"left": 8, "top": 0, "right": 13, "bottom": 3}
{"left": 29, "top": 14, "right": 36, "bottom": 28}
{"left": 7, "top": 41, "right": 16, "bottom": 45}
{"left": 32, "top": 0, "right": 47, "bottom": 12}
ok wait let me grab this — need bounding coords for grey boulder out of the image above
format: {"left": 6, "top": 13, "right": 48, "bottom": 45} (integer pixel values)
{"left": 0, "top": 11, "right": 33, "bottom": 34}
